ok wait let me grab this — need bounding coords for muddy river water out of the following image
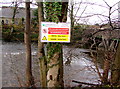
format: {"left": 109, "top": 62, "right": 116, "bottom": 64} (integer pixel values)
{"left": 1, "top": 42, "right": 100, "bottom": 87}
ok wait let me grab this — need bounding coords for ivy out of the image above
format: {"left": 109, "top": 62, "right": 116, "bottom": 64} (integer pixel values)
{"left": 47, "top": 43, "right": 62, "bottom": 59}
{"left": 44, "top": 2, "right": 62, "bottom": 22}
{"left": 43, "top": 2, "right": 63, "bottom": 60}
{"left": 43, "top": 2, "right": 64, "bottom": 74}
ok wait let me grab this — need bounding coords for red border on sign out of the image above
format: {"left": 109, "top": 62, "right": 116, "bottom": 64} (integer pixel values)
{"left": 48, "top": 28, "right": 69, "bottom": 34}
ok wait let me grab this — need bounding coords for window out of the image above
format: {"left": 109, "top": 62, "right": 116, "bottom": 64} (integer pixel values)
{"left": 1, "top": 20, "right": 4, "bottom": 25}
{"left": 6, "top": 20, "right": 9, "bottom": 24}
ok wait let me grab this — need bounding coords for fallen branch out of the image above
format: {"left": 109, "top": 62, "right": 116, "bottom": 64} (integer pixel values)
{"left": 72, "top": 80, "right": 101, "bottom": 87}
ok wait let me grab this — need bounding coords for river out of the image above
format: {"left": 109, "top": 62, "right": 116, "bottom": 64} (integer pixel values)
{"left": 1, "top": 42, "right": 100, "bottom": 87}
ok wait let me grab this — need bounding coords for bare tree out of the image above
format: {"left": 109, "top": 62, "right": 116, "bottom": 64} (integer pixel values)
{"left": 37, "top": 2, "right": 47, "bottom": 87}
{"left": 10, "top": 0, "right": 22, "bottom": 34}
{"left": 111, "top": 2, "right": 120, "bottom": 85}
{"left": 24, "top": 1, "right": 35, "bottom": 88}
{"left": 12, "top": 1, "right": 21, "bottom": 24}
{"left": 111, "top": 42, "right": 120, "bottom": 85}
{"left": 67, "top": 0, "right": 120, "bottom": 86}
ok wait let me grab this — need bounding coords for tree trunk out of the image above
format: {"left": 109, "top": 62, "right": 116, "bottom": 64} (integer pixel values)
{"left": 37, "top": 2, "right": 47, "bottom": 87}
{"left": 102, "top": 58, "right": 110, "bottom": 85}
{"left": 70, "top": 2, "right": 74, "bottom": 43}
{"left": 11, "top": 2, "right": 18, "bottom": 35}
{"left": 47, "top": 43, "right": 64, "bottom": 88}
{"left": 59, "top": 2, "right": 68, "bottom": 22}
{"left": 70, "top": 2, "right": 74, "bottom": 30}
{"left": 111, "top": 42, "right": 120, "bottom": 85}
{"left": 25, "top": 1, "right": 35, "bottom": 88}
{"left": 12, "top": 2, "right": 18, "bottom": 24}
{"left": 46, "top": 2, "right": 68, "bottom": 88}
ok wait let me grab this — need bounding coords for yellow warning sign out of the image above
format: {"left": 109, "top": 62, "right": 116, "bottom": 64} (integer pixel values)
{"left": 42, "top": 36, "right": 47, "bottom": 40}
{"left": 48, "top": 35, "right": 69, "bottom": 38}
{"left": 47, "top": 35, "right": 69, "bottom": 42}
{"left": 48, "top": 37, "right": 69, "bottom": 42}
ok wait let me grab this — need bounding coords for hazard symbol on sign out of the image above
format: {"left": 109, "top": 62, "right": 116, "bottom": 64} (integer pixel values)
{"left": 42, "top": 36, "right": 47, "bottom": 40}
{"left": 43, "top": 29, "right": 47, "bottom": 33}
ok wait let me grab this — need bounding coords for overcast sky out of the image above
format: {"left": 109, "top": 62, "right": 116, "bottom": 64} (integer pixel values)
{"left": 71, "top": 0, "right": 119, "bottom": 24}
{"left": 0, "top": 0, "right": 120, "bottom": 24}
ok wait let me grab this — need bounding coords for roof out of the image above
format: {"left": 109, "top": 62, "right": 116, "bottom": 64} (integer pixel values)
{"left": 0, "top": 6, "right": 36, "bottom": 19}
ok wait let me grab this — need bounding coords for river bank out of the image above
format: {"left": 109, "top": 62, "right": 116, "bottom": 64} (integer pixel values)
{"left": 1, "top": 41, "right": 100, "bottom": 87}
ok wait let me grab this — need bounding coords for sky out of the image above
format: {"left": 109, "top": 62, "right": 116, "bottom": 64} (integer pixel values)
{"left": 71, "top": 0, "right": 119, "bottom": 25}
{"left": 0, "top": 0, "right": 120, "bottom": 25}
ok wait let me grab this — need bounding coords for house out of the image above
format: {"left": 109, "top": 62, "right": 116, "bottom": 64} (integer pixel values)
{"left": 0, "top": 6, "right": 36, "bottom": 25}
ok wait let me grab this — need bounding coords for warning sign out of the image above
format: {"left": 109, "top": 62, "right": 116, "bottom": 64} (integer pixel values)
{"left": 41, "top": 22, "right": 71, "bottom": 42}
{"left": 42, "top": 36, "right": 47, "bottom": 40}
{"left": 48, "top": 28, "right": 69, "bottom": 34}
